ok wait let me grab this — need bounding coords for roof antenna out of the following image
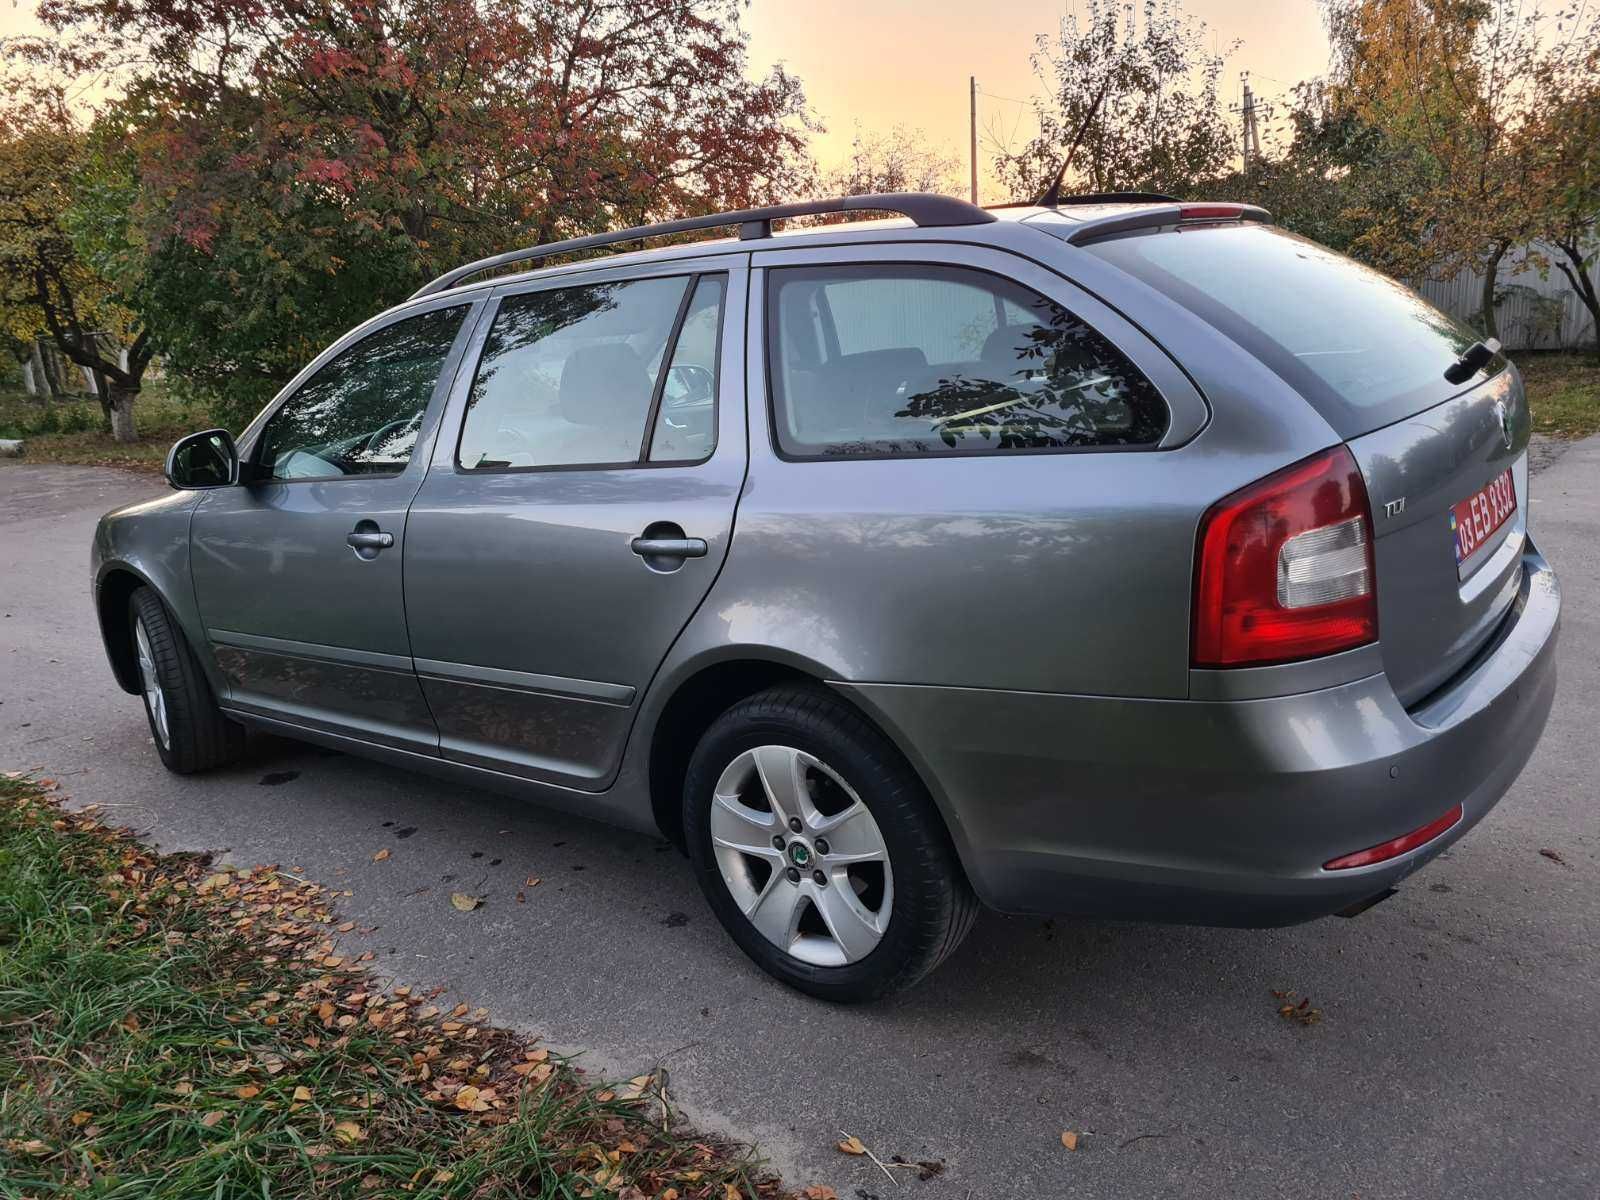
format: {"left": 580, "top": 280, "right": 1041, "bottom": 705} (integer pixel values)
{"left": 1032, "top": 76, "right": 1115, "bottom": 207}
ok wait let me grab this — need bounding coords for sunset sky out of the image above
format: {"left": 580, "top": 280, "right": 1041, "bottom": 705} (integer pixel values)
{"left": 1, "top": 0, "right": 1338, "bottom": 199}
{"left": 744, "top": 0, "right": 1335, "bottom": 200}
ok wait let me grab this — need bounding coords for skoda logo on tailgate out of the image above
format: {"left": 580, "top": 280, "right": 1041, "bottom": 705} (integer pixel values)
{"left": 1494, "top": 400, "right": 1513, "bottom": 450}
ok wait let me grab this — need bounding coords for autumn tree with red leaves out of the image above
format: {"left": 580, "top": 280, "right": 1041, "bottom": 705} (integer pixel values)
{"left": 26, "top": 0, "right": 811, "bottom": 422}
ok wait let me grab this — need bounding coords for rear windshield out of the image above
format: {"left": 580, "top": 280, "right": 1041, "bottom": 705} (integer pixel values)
{"left": 1081, "top": 224, "right": 1504, "bottom": 437}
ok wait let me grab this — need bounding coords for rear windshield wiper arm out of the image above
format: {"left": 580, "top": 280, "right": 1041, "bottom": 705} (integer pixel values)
{"left": 1444, "top": 337, "right": 1501, "bottom": 384}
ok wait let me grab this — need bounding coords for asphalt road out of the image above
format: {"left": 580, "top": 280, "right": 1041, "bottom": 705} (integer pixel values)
{"left": 2, "top": 449, "right": 1597, "bottom": 1199}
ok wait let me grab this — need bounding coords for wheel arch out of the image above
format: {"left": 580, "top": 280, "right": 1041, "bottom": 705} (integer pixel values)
{"left": 643, "top": 652, "right": 976, "bottom": 892}
{"left": 96, "top": 565, "right": 156, "bottom": 695}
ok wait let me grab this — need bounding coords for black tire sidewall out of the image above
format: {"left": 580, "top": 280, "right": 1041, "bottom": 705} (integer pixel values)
{"left": 683, "top": 686, "right": 967, "bottom": 1003}
{"left": 128, "top": 586, "right": 241, "bottom": 774}
{"left": 129, "top": 591, "right": 182, "bottom": 770}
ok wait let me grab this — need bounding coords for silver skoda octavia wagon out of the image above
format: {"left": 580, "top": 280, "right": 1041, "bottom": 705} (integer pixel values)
{"left": 93, "top": 193, "right": 1560, "bottom": 1001}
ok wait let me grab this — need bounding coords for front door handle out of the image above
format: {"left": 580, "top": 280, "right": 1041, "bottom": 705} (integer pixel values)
{"left": 630, "top": 536, "right": 707, "bottom": 559}
{"left": 347, "top": 522, "right": 394, "bottom": 560}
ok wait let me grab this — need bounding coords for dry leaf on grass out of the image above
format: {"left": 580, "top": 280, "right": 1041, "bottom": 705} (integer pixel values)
{"left": 332, "top": 1120, "right": 365, "bottom": 1144}
{"left": 449, "top": 892, "right": 482, "bottom": 912}
{"left": 199, "top": 1111, "right": 224, "bottom": 1128}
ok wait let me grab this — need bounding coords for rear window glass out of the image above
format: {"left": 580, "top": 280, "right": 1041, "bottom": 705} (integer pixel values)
{"left": 1082, "top": 224, "right": 1503, "bottom": 436}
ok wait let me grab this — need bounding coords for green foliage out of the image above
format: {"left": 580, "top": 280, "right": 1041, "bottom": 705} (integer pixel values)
{"left": 24, "top": 0, "right": 814, "bottom": 413}
{"left": 0, "top": 776, "right": 775, "bottom": 1198}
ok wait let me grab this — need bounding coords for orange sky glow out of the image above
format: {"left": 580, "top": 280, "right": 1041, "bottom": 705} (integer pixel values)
{"left": 744, "top": 0, "right": 1335, "bottom": 200}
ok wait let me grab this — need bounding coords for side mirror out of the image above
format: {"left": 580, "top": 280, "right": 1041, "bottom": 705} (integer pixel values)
{"left": 165, "top": 429, "right": 240, "bottom": 490}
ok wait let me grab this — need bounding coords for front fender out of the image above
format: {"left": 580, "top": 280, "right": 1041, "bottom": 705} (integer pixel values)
{"left": 92, "top": 489, "right": 214, "bottom": 696}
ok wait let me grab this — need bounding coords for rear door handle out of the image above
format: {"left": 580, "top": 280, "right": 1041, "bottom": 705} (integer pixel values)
{"left": 630, "top": 536, "right": 707, "bottom": 559}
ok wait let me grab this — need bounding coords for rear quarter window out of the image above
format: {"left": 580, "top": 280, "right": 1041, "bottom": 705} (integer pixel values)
{"left": 766, "top": 263, "right": 1169, "bottom": 459}
{"left": 1081, "top": 224, "right": 1502, "bottom": 437}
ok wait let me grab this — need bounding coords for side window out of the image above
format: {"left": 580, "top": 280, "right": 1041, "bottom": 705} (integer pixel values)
{"left": 766, "top": 264, "right": 1169, "bottom": 458}
{"left": 649, "top": 276, "right": 725, "bottom": 463}
{"left": 458, "top": 273, "right": 723, "bottom": 471}
{"left": 257, "top": 306, "right": 467, "bottom": 481}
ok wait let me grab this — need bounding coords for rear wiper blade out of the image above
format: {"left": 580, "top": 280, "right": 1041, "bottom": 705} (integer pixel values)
{"left": 1444, "top": 337, "right": 1501, "bottom": 384}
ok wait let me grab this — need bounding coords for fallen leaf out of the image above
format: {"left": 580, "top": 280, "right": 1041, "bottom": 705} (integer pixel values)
{"left": 173, "top": 1081, "right": 194, "bottom": 1096}
{"left": 199, "top": 1111, "right": 225, "bottom": 1128}
{"left": 1061, "top": 1130, "right": 1079, "bottom": 1151}
{"left": 1539, "top": 848, "right": 1568, "bottom": 866}
{"left": 235, "top": 1085, "right": 260, "bottom": 1100}
{"left": 332, "top": 1120, "right": 365, "bottom": 1144}
{"left": 372, "top": 848, "right": 391, "bottom": 862}
{"left": 836, "top": 1135, "right": 866, "bottom": 1156}
{"left": 70, "top": 1110, "right": 93, "bottom": 1127}
{"left": 450, "top": 892, "right": 482, "bottom": 912}
{"left": 801, "top": 1187, "right": 838, "bottom": 1200}
{"left": 723, "top": 1184, "right": 740, "bottom": 1200}
{"left": 293, "top": 1086, "right": 313, "bottom": 1102}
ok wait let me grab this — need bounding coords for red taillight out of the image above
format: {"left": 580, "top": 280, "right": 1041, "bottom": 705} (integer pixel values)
{"left": 1192, "top": 446, "right": 1378, "bottom": 668}
{"left": 1323, "top": 804, "right": 1463, "bottom": 870}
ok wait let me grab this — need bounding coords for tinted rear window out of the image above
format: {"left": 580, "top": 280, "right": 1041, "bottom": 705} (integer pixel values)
{"left": 1082, "top": 224, "right": 1503, "bottom": 437}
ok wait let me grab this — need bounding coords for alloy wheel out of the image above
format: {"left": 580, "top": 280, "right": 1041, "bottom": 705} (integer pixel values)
{"left": 134, "top": 617, "right": 171, "bottom": 749}
{"left": 709, "top": 744, "right": 893, "bottom": 967}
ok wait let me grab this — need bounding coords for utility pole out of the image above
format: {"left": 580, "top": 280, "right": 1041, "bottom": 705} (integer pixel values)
{"left": 1231, "top": 72, "right": 1268, "bottom": 174}
{"left": 969, "top": 76, "right": 979, "bottom": 204}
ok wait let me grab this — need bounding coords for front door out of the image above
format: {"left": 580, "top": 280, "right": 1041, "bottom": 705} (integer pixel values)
{"left": 191, "top": 301, "right": 477, "bottom": 752}
{"left": 403, "top": 259, "right": 747, "bottom": 787}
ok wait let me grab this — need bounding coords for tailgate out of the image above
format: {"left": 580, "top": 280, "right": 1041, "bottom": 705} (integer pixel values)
{"left": 1345, "top": 367, "right": 1529, "bottom": 707}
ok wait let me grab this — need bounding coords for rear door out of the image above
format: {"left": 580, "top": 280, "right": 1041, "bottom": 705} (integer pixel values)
{"left": 403, "top": 256, "right": 747, "bottom": 787}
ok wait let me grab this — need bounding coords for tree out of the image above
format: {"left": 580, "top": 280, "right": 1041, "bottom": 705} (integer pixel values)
{"left": 1317, "top": 0, "right": 1547, "bottom": 339}
{"left": 824, "top": 125, "right": 959, "bottom": 197}
{"left": 34, "top": 0, "right": 813, "bottom": 421}
{"left": 1527, "top": 20, "right": 1600, "bottom": 358}
{"left": 993, "top": 0, "right": 1236, "bottom": 202}
{"left": 0, "top": 93, "right": 152, "bottom": 440}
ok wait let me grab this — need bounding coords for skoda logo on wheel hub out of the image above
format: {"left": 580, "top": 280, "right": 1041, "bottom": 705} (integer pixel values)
{"left": 787, "top": 841, "right": 811, "bottom": 868}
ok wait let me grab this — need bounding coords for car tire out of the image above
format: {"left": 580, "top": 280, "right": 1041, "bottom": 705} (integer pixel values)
{"left": 683, "top": 684, "right": 978, "bottom": 1002}
{"left": 129, "top": 586, "right": 244, "bottom": 774}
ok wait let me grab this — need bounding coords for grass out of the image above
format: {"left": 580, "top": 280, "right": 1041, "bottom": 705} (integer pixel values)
{"left": 0, "top": 775, "right": 807, "bottom": 1200}
{"left": 1516, "top": 350, "right": 1600, "bottom": 440}
{"left": 0, "top": 384, "right": 210, "bottom": 473}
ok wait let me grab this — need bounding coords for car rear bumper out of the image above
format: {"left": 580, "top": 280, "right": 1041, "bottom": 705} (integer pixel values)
{"left": 837, "top": 539, "right": 1560, "bottom": 925}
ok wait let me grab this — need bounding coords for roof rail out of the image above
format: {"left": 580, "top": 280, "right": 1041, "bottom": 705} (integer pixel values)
{"left": 410, "top": 192, "right": 996, "bottom": 300}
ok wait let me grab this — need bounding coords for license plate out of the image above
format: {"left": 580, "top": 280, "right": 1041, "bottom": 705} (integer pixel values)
{"left": 1450, "top": 467, "right": 1517, "bottom": 571}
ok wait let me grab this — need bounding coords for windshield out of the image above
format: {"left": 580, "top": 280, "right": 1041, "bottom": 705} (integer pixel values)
{"left": 1081, "top": 224, "right": 1503, "bottom": 437}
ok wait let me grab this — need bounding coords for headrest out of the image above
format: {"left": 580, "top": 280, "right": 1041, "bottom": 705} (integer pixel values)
{"left": 981, "top": 324, "right": 1038, "bottom": 366}
{"left": 559, "top": 342, "right": 651, "bottom": 427}
{"left": 834, "top": 347, "right": 928, "bottom": 376}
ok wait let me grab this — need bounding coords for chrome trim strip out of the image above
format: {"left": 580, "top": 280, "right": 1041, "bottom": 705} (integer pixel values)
{"left": 412, "top": 658, "right": 635, "bottom": 706}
